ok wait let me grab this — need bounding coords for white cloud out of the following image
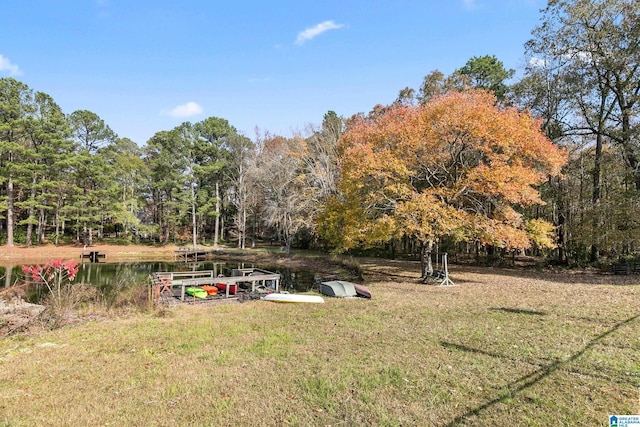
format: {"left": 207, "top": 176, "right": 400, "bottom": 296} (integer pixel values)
{"left": 95, "top": 0, "right": 112, "bottom": 18}
{"left": 529, "top": 57, "right": 547, "bottom": 68}
{"left": 462, "top": 0, "right": 480, "bottom": 10}
{"left": 167, "top": 101, "right": 203, "bottom": 118}
{"left": 0, "top": 54, "right": 22, "bottom": 76}
{"left": 295, "top": 20, "right": 345, "bottom": 45}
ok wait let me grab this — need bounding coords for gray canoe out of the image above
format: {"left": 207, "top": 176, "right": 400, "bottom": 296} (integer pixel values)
{"left": 319, "top": 280, "right": 357, "bottom": 298}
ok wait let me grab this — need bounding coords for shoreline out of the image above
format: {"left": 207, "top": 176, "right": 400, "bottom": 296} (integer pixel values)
{"left": 0, "top": 243, "right": 181, "bottom": 267}
{"left": 0, "top": 244, "right": 345, "bottom": 272}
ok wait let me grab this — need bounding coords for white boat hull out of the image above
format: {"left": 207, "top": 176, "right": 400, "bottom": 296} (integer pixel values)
{"left": 320, "top": 280, "right": 357, "bottom": 297}
{"left": 262, "top": 293, "right": 325, "bottom": 304}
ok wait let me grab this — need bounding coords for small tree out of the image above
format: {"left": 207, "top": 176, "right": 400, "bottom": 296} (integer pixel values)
{"left": 21, "top": 259, "right": 79, "bottom": 301}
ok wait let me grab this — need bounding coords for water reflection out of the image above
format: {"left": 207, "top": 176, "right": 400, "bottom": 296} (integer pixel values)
{"left": 3, "top": 260, "right": 318, "bottom": 303}
{"left": 1, "top": 265, "right": 15, "bottom": 288}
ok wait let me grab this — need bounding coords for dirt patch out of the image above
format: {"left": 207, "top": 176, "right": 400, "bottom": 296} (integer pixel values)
{"left": 0, "top": 296, "right": 46, "bottom": 335}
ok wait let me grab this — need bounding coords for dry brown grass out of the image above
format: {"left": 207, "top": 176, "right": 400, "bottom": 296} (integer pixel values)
{"left": 1, "top": 253, "right": 639, "bottom": 426}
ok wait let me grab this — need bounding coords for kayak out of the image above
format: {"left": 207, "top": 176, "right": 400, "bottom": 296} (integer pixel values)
{"left": 216, "top": 283, "right": 237, "bottom": 295}
{"left": 202, "top": 285, "right": 218, "bottom": 295}
{"left": 354, "top": 284, "right": 372, "bottom": 299}
{"left": 186, "top": 287, "right": 208, "bottom": 299}
{"left": 262, "top": 293, "right": 325, "bottom": 304}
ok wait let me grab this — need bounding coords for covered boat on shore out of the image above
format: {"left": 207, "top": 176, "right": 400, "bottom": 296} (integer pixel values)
{"left": 320, "top": 280, "right": 372, "bottom": 299}
{"left": 319, "top": 281, "right": 357, "bottom": 298}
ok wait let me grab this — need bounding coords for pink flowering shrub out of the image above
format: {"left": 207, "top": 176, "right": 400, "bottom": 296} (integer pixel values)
{"left": 21, "top": 259, "right": 80, "bottom": 299}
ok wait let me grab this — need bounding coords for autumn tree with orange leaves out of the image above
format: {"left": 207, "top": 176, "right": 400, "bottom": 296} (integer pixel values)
{"left": 318, "top": 89, "right": 567, "bottom": 275}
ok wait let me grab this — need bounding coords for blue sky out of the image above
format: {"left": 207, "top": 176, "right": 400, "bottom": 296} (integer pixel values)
{"left": 1, "top": 0, "right": 544, "bottom": 145}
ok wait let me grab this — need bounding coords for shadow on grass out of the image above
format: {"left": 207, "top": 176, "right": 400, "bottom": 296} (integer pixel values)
{"left": 431, "top": 263, "right": 638, "bottom": 286}
{"left": 440, "top": 341, "right": 510, "bottom": 361}
{"left": 491, "top": 307, "right": 547, "bottom": 316}
{"left": 441, "top": 313, "right": 640, "bottom": 426}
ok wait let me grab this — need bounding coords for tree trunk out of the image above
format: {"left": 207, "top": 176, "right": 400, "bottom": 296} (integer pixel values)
{"left": 6, "top": 176, "right": 14, "bottom": 247}
{"left": 556, "top": 197, "right": 567, "bottom": 265}
{"left": 420, "top": 240, "right": 434, "bottom": 278}
{"left": 161, "top": 224, "right": 169, "bottom": 245}
{"left": 54, "top": 203, "right": 61, "bottom": 246}
{"left": 25, "top": 212, "right": 33, "bottom": 246}
{"left": 37, "top": 208, "right": 45, "bottom": 244}
{"left": 25, "top": 175, "right": 37, "bottom": 247}
{"left": 237, "top": 209, "right": 242, "bottom": 249}
{"left": 241, "top": 199, "right": 247, "bottom": 249}
{"left": 284, "top": 228, "right": 292, "bottom": 255}
{"left": 4, "top": 265, "right": 13, "bottom": 288}
{"left": 621, "top": 145, "right": 640, "bottom": 191}
{"left": 251, "top": 207, "right": 256, "bottom": 248}
{"left": 214, "top": 181, "right": 220, "bottom": 247}
{"left": 617, "top": 87, "right": 640, "bottom": 191}
{"left": 589, "top": 132, "right": 603, "bottom": 263}
{"left": 191, "top": 183, "right": 197, "bottom": 248}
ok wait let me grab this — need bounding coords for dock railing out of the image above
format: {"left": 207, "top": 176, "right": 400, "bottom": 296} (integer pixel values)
{"left": 173, "top": 247, "right": 214, "bottom": 262}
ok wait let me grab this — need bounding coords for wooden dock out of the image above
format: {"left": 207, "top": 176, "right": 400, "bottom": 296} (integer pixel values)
{"left": 150, "top": 268, "right": 280, "bottom": 305}
{"left": 80, "top": 250, "right": 106, "bottom": 263}
{"left": 174, "top": 247, "right": 210, "bottom": 262}
{"left": 173, "top": 246, "right": 225, "bottom": 262}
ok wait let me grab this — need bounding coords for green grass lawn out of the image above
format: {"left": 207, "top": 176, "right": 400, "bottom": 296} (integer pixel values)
{"left": 1, "top": 263, "right": 639, "bottom": 426}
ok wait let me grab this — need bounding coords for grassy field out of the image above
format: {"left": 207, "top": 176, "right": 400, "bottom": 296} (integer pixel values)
{"left": 1, "top": 259, "right": 639, "bottom": 426}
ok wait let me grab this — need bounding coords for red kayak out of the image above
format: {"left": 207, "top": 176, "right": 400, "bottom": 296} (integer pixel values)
{"left": 354, "top": 284, "right": 372, "bottom": 299}
{"left": 216, "top": 283, "right": 237, "bottom": 295}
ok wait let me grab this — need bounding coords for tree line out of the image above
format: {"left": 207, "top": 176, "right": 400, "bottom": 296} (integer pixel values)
{"left": 0, "top": 79, "right": 343, "bottom": 254}
{"left": 2, "top": 0, "right": 639, "bottom": 266}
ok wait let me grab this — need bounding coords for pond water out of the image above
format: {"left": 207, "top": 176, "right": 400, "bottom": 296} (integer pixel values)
{"left": 1, "top": 260, "right": 319, "bottom": 303}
